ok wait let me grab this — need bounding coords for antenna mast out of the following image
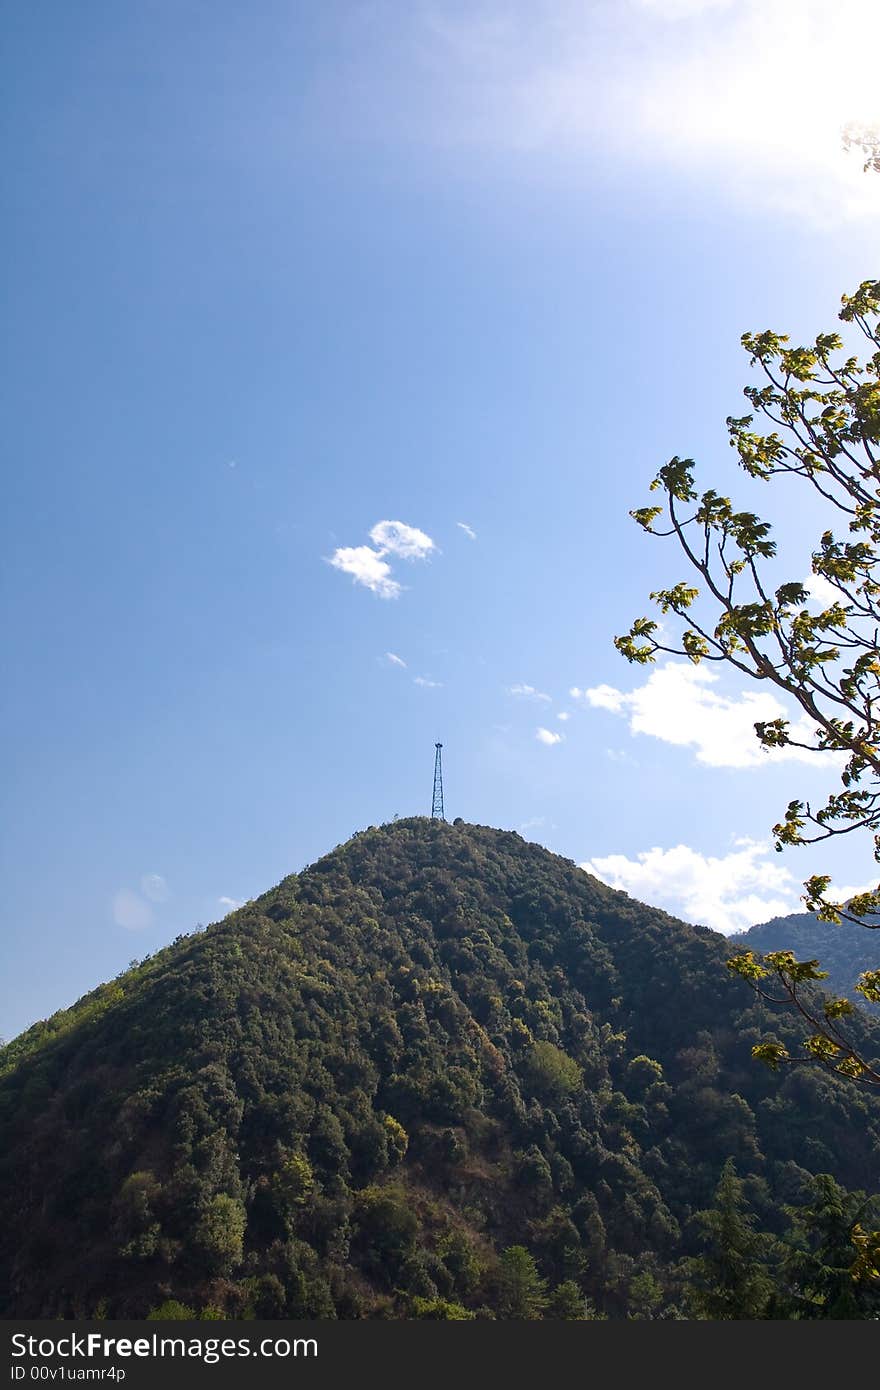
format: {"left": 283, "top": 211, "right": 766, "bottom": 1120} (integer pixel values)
{"left": 431, "top": 743, "right": 445, "bottom": 820}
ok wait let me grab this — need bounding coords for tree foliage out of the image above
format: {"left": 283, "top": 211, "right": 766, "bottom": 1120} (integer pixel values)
{"left": 1, "top": 819, "right": 879, "bottom": 1318}
{"left": 775, "top": 1174, "right": 880, "bottom": 1319}
{"left": 617, "top": 281, "right": 880, "bottom": 1082}
{"left": 496, "top": 1246, "right": 548, "bottom": 1319}
{"left": 684, "top": 1159, "right": 775, "bottom": 1319}
{"left": 733, "top": 910, "right": 880, "bottom": 1016}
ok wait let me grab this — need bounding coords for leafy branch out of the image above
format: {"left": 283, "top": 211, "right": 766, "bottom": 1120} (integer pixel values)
{"left": 617, "top": 282, "right": 880, "bottom": 1083}
{"left": 727, "top": 950, "right": 880, "bottom": 1086}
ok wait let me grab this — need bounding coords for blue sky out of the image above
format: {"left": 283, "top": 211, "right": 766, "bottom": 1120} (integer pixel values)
{"left": 3, "top": 0, "right": 879, "bottom": 1040}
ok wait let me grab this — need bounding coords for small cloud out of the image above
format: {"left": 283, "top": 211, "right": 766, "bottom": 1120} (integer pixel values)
{"left": 581, "top": 839, "right": 800, "bottom": 935}
{"left": 557, "top": 711, "right": 570, "bottom": 721}
{"left": 508, "top": 683, "right": 552, "bottom": 702}
{"left": 218, "top": 896, "right": 244, "bottom": 913}
{"left": 578, "top": 661, "right": 826, "bottom": 769}
{"left": 581, "top": 683, "right": 625, "bottom": 712}
{"left": 520, "top": 815, "right": 546, "bottom": 832}
{"left": 831, "top": 879, "right": 880, "bottom": 906}
{"left": 112, "top": 890, "right": 153, "bottom": 932}
{"left": 457, "top": 521, "right": 477, "bottom": 540}
{"left": 329, "top": 519, "right": 436, "bottom": 597}
{"left": 385, "top": 652, "right": 407, "bottom": 668}
{"left": 536, "top": 727, "right": 563, "bottom": 746}
{"left": 804, "top": 572, "right": 842, "bottom": 609}
{"left": 329, "top": 545, "right": 401, "bottom": 599}
{"left": 140, "top": 873, "right": 168, "bottom": 903}
{"left": 414, "top": 675, "right": 443, "bottom": 688}
{"left": 368, "top": 519, "right": 436, "bottom": 561}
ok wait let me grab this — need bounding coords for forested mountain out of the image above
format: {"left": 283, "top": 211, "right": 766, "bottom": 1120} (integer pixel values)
{"left": 2, "top": 819, "right": 879, "bottom": 1320}
{"left": 733, "top": 912, "right": 880, "bottom": 1016}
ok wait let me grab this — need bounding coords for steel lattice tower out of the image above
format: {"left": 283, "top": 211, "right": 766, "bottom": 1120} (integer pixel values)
{"left": 431, "top": 742, "right": 445, "bottom": 820}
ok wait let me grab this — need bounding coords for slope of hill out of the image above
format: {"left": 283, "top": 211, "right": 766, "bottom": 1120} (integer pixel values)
{"left": 1, "top": 818, "right": 879, "bottom": 1319}
{"left": 732, "top": 911, "right": 880, "bottom": 1015}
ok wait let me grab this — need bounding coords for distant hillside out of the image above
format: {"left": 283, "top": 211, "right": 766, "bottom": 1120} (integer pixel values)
{"left": 732, "top": 911, "right": 880, "bottom": 1016}
{"left": 2, "top": 819, "right": 879, "bottom": 1319}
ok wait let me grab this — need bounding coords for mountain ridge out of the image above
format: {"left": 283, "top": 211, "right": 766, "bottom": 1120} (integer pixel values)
{"left": 2, "top": 818, "right": 879, "bottom": 1319}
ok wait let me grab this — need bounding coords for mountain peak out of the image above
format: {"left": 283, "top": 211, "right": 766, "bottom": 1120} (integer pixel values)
{"left": 2, "top": 816, "right": 879, "bottom": 1318}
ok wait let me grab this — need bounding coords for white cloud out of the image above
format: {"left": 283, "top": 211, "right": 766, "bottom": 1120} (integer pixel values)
{"left": 218, "top": 896, "right": 244, "bottom": 912}
{"left": 579, "top": 660, "right": 824, "bottom": 768}
{"left": 385, "top": 651, "right": 407, "bottom": 667}
{"left": 140, "top": 873, "right": 168, "bottom": 903}
{"left": 557, "top": 711, "right": 570, "bottom": 721}
{"left": 582, "top": 839, "right": 801, "bottom": 934}
{"left": 536, "top": 727, "right": 563, "bottom": 745}
{"left": 329, "top": 544, "right": 401, "bottom": 599}
{"left": 831, "top": 879, "right": 879, "bottom": 906}
{"left": 112, "top": 890, "right": 153, "bottom": 932}
{"left": 508, "top": 683, "right": 552, "bottom": 701}
{"left": 804, "top": 572, "right": 843, "bottom": 609}
{"left": 457, "top": 521, "right": 477, "bottom": 540}
{"left": 414, "top": 675, "right": 442, "bottom": 687}
{"left": 368, "top": 519, "right": 436, "bottom": 561}
{"left": 329, "top": 519, "right": 436, "bottom": 597}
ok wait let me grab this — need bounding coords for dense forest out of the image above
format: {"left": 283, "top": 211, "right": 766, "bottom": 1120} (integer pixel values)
{"left": 733, "top": 912, "right": 880, "bottom": 1016}
{"left": 1, "top": 819, "right": 878, "bottom": 1319}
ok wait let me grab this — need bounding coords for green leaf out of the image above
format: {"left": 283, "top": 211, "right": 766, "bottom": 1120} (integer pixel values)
{"left": 751, "top": 1041, "right": 789, "bottom": 1070}
{"left": 630, "top": 506, "right": 663, "bottom": 531}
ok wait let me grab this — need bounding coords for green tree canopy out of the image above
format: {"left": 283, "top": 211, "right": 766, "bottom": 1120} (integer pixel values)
{"left": 777, "top": 1173, "right": 880, "bottom": 1319}
{"left": 684, "top": 1159, "right": 775, "bottom": 1319}
{"left": 496, "top": 1246, "right": 548, "bottom": 1320}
